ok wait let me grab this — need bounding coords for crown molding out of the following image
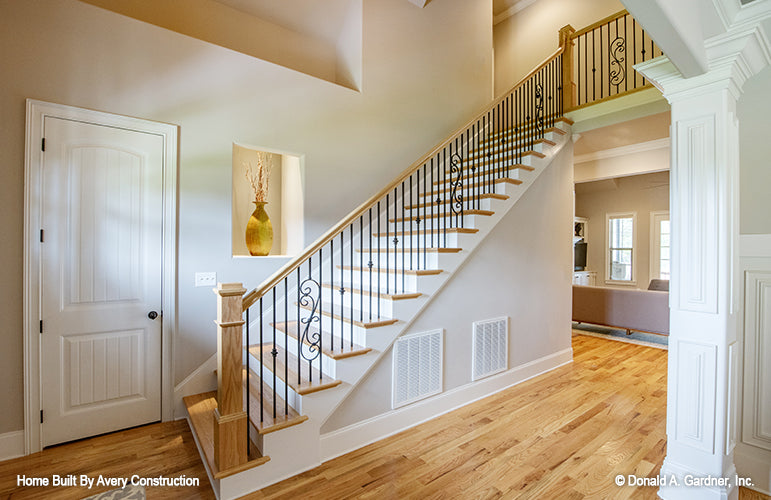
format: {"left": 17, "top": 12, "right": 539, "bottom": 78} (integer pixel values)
{"left": 635, "top": 23, "right": 771, "bottom": 102}
{"left": 574, "top": 138, "right": 670, "bottom": 164}
{"left": 493, "top": 0, "right": 538, "bottom": 26}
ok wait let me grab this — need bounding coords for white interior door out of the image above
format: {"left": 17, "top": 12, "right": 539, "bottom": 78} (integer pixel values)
{"left": 40, "top": 116, "right": 164, "bottom": 447}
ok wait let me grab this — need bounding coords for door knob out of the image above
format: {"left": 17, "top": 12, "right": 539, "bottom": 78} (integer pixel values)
{"left": 148, "top": 311, "right": 159, "bottom": 320}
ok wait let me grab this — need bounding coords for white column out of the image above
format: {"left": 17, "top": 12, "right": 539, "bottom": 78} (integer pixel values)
{"left": 636, "top": 27, "right": 770, "bottom": 500}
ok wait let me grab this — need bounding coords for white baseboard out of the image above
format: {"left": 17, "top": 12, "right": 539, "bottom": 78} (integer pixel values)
{"left": 319, "top": 347, "right": 573, "bottom": 462}
{"left": 735, "top": 443, "right": 771, "bottom": 496}
{"left": 173, "top": 353, "right": 218, "bottom": 419}
{"left": 0, "top": 430, "right": 25, "bottom": 461}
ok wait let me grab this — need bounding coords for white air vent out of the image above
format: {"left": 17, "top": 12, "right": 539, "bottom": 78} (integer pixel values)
{"left": 472, "top": 317, "right": 508, "bottom": 381}
{"left": 392, "top": 329, "right": 443, "bottom": 409}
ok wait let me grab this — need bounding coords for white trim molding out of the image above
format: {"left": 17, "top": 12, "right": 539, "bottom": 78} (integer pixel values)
{"left": 605, "top": 211, "right": 638, "bottom": 286}
{"left": 574, "top": 138, "right": 670, "bottom": 164}
{"left": 23, "top": 100, "right": 178, "bottom": 454}
{"left": 0, "top": 431, "right": 25, "bottom": 461}
{"left": 493, "top": 0, "right": 538, "bottom": 25}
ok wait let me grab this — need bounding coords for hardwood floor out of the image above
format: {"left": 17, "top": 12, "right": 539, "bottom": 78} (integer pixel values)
{"left": 0, "top": 420, "right": 214, "bottom": 499}
{"left": 1, "top": 333, "right": 767, "bottom": 499}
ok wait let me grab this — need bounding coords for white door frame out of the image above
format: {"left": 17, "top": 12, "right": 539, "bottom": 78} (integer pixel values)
{"left": 23, "top": 99, "right": 178, "bottom": 454}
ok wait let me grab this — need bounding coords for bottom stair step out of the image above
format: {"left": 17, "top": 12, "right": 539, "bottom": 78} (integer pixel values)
{"left": 183, "top": 391, "right": 270, "bottom": 480}
{"left": 245, "top": 369, "right": 309, "bottom": 434}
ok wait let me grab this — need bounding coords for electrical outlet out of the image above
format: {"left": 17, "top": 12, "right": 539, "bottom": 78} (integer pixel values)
{"left": 195, "top": 272, "right": 216, "bottom": 287}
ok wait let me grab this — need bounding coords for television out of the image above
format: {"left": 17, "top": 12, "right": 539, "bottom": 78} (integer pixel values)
{"left": 574, "top": 241, "right": 587, "bottom": 271}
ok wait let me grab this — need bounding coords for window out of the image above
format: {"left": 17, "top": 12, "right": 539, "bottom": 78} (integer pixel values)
{"left": 650, "top": 211, "right": 671, "bottom": 280}
{"left": 606, "top": 213, "right": 636, "bottom": 283}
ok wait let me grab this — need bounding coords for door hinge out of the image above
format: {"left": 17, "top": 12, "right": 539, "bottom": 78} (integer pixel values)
{"left": 40, "top": 410, "right": 44, "bottom": 424}
{"left": 41, "top": 138, "right": 45, "bottom": 152}
{"left": 40, "top": 229, "right": 44, "bottom": 243}
{"left": 39, "top": 320, "right": 43, "bottom": 334}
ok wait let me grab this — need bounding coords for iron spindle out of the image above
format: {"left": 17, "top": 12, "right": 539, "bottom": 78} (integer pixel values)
{"left": 259, "top": 299, "right": 264, "bottom": 423}
{"left": 409, "top": 176, "right": 413, "bottom": 270}
{"left": 318, "top": 248, "right": 323, "bottom": 381}
{"left": 368, "top": 208, "right": 372, "bottom": 322}
{"left": 377, "top": 201, "right": 381, "bottom": 317}
{"left": 245, "top": 307, "right": 250, "bottom": 455}
{"left": 296, "top": 271, "right": 300, "bottom": 386}
{"left": 359, "top": 218, "right": 363, "bottom": 321}
{"left": 339, "top": 232, "right": 344, "bottom": 346}
{"left": 386, "top": 194, "right": 390, "bottom": 294}
{"left": 284, "top": 277, "right": 288, "bottom": 413}
{"left": 401, "top": 182, "right": 406, "bottom": 292}
{"left": 350, "top": 224, "right": 354, "bottom": 348}
{"left": 330, "top": 238, "right": 334, "bottom": 350}
{"left": 270, "top": 287, "right": 278, "bottom": 420}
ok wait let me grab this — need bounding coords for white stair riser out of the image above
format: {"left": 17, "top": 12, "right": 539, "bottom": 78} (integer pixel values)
{"left": 259, "top": 328, "right": 338, "bottom": 379}
{"left": 338, "top": 269, "right": 421, "bottom": 292}
{"left": 246, "top": 354, "right": 305, "bottom": 414}
{"left": 321, "top": 287, "right": 394, "bottom": 317}
{"left": 352, "top": 251, "right": 441, "bottom": 270}
{"left": 385, "top": 214, "right": 486, "bottom": 233}
{"left": 404, "top": 196, "right": 498, "bottom": 215}
{"left": 433, "top": 167, "right": 524, "bottom": 184}
{"left": 467, "top": 140, "right": 547, "bottom": 162}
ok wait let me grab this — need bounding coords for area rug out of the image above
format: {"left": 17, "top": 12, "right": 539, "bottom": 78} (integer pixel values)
{"left": 572, "top": 323, "right": 668, "bottom": 349}
{"left": 82, "top": 485, "right": 145, "bottom": 500}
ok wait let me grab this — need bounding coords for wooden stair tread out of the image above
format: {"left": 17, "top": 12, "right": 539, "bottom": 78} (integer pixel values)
{"left": 296, "top": 300, "right": 399, "bottom": 329}
{"left": 469, "top": 137, "right": 556, "bottom": 158}
{"left": 355, "top": 247, "right": 462, "bottom": 254}
{"left": 183, "top": 391, "right": 270, "bottom": 479}
{"left": 375, "top": 227, "right": 478, "bottom": 236}
{"left": 339, "top": 264, "right": 443, "bottom": 276}
{"left": 379, "top": 228, "right": 478, "bottom": 236}
{"left": 405, "top": 192, "right": 508, "bottom": 210}
{"left": 244, "top": 369, "right": 308, "bottom": 434}
{"left": 429, "top": 177, "right": 522, "bottom": 196}
{"left": 248, "top": 344, "right": 342, "bottom": 395}
{"left": 321, "top": 282, "right": 423, "bottom": 301}
{"left": 389, "top": 210, "right": 493, "bottom": 222}
{"left": 271, "top": 320, "right": 373, "bottom": 360}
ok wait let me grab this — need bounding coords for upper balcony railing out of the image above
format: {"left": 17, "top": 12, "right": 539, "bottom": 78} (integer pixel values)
{"left": 561, "top": 10, "right": 664, "bottom": 110}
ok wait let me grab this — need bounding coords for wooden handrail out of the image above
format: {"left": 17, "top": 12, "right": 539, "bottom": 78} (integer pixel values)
{"left": 571, "top": 9, "right": 628, "bottom": 38}
{"left": 242, "top": 47, "right": 566, "bottom": 311}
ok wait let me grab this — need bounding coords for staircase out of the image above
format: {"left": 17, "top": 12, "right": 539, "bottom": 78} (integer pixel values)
{"left": 183, "top": 10, "right": 664, "bottom": 499}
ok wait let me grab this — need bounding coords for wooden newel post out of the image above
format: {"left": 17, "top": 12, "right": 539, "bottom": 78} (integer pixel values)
{"left": 213, "top": 282, "right": 248, "bottom": 471}
{"left": 558, "top": 25, "right": 576, "bottom": 112}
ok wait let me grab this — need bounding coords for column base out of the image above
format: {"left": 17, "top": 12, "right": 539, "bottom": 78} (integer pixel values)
{"left": 658, "top": 459, "right": 738, "bottom": 500}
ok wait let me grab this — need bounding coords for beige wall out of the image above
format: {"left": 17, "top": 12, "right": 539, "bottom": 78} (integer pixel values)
{"left": 0, "top": 0, "right": 493, "bottom": 434}
{"left": 493, "top": 0, "right": 623, "bottom": 95}
{"left": 574, "top": 171, "right": 670, "bottom": 289}
{"left": 739, "top": 64, "right": 771, "bottom": 235}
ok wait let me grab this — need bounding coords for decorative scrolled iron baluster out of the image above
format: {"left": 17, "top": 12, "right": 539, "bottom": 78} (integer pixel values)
{"left": 534, "top": 83, "right": 545, "bottom": 136}
{"left": 298, "top": 277, "right": 322, "bottom": 366}
{"left": 449, "top": 153, "right": 464, "bottom": 223}
{"left": 609, "top": 36, "right": 626, "bottom": 92}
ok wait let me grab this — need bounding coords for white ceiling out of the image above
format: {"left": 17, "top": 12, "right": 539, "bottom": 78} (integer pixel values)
{"left": 211, "top": 0, "right": 354, "bottom": 45}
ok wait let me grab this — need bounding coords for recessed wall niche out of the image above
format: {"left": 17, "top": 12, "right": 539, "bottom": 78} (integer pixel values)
{"left": 232, "top": 143, "right": 304, "bottom": 257}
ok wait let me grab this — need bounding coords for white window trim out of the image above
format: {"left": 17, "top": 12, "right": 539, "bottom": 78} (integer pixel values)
{"left": 650, "top": 211, "right": 670, "bottom": 281}
{"left": 605, "top": 212, "right": 637, "bottom": 286}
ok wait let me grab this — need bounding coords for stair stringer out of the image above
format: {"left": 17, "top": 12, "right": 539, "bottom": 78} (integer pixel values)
{"left": 214, "top": 123, "right": 571, "bottom": 499}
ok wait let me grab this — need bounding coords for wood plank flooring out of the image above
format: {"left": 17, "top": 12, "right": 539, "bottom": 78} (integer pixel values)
{"left": 1, "top": 333, "right": 767, "bottom": 499}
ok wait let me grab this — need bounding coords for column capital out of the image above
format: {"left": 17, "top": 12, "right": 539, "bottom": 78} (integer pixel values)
{"left": 635, "top": 24, "right": 771, "bottom": 102}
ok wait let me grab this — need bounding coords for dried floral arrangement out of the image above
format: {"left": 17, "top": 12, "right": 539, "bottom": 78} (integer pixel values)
{"left": 244, "top": 151, "right": 272, "bottom": 203}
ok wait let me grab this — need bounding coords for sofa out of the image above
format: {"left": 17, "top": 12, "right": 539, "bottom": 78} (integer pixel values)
{"left": 572, "top": 284, "right": 669, "bottom": 335}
